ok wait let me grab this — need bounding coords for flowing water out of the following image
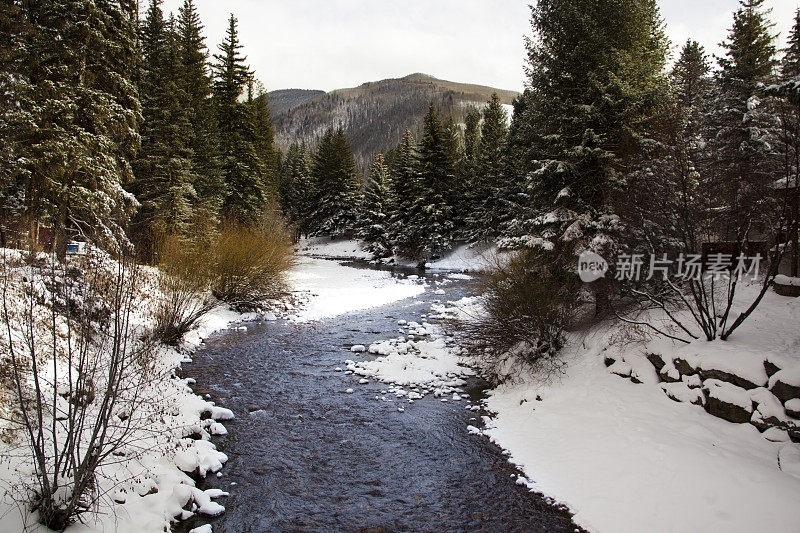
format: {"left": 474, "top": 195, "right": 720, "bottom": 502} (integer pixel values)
{"left": 175, "top": 264, "right": 582, "bottom": 533}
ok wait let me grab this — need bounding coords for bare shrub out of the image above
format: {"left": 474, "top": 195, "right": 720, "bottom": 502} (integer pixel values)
{"left": 209, "top": 210, "right": 295, "bottom": 310}
{"left": 153, "top": 234, "right": 217, "bottom": 346}
{"left": 458, "top": 249, "right": 579, "bottom": 384}
{"left": 0, "top": 250, "right": 160, "bottom": 530}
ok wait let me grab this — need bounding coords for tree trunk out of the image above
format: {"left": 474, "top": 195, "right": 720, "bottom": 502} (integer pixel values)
{"left": 54, "top": 199, "right": 68, "bottom": 262}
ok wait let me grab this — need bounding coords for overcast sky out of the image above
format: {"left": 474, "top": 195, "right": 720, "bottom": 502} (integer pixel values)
{"left": 158, "top": 0, "right": 798, "bottom": 93}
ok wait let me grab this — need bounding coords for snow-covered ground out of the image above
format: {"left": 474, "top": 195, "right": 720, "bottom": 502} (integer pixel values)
{"left": 341, "top": 270, "right": 800, "bottom": 532}
{"left": 287, "top": 255, "right": 425, "bottom": 321}
{"left": 0, "top": 251, "right": 257, "bottom": 533}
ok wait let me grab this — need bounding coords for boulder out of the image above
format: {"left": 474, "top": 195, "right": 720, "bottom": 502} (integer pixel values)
{"left": 769, "top": 368, "right": 800, "bottom": 403}
{"left": 764, "top": 359, "right": 781, "bottom": 378}
{"left": 703, "top": 379, "right": 753, "bottom": 424}
{"left": 673, "top": 357, "right": 697, "bottom": 376}
{"left": 785, "top": 399, "right": 800, "bottom": 419}
{"left": 646, "top": 352, "right": 666, "bottom": 372}
{"left": 661, "top": 382, "right": 704, "bottom": 406}
{"left": 698, "top": 368, "right": 761, "bottom": 390}
{"left": 659, "top": 364, "right": 681, "bottom": 383}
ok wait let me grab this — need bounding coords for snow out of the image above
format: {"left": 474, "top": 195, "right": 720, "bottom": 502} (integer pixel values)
{"left": 774, "top": 275, "right": 800, "bottom": 286}
{"left": 425, "top": 243, "right": 500, "bottom": 272}
{"left": 478, "top": 284, "right": 800, "bottom": 533}
{"left": 287, "top": 256, "right": 425, "bottom": 321}
{"left": 786, "top": 399, "right": 800, "bottom": 412}
{"left": 297, "top": 236, "right": 373, "bottom": 260}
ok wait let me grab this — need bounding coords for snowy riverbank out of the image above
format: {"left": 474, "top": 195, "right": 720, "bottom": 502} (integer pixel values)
{"left": 322, "top": 237, "right": 800, "bottom": 533}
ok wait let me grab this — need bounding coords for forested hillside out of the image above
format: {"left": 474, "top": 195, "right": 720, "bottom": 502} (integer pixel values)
{"left": 270, "top": 73, "right": 518, "bottom": 170}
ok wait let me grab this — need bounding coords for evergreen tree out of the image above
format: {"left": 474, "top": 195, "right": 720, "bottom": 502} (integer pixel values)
{"left": 177, "top": 0, "right": 223, "bottom": 216}
{"left": 212, "top": 14, "right": 265, "bottom": 224}
{"left": 11, "top": 1, "right": 141, "bottom": 259}
{"left": 497, "top": 91, "right": 535, "bottom": 242}
{"left": 131, "top": 1, "right": 196, "bottom": 244}
{"left": 709, "top": 0, "right": 779, "bottom": 241}
{"left": 358, "top": 154, "right": 393, "bottom": 257}
{"left": 279, "top": 142, "right": 314, "bottom": 236}
{"left": 248, "top": 81, "right": 280, "bottom": 198}
{"left": 309, "top": 127, "right": 361, "bottom": 236}
{"left": 402, "top": 105, "right": 456, "bottom": 261}
{"left": 386, "top": 129, "right": 420, "bottom": 249}
{"left": 469, "top": 93, "right": 508, "bottom": 239}
{"left": 520, "top": 0, "right": 668, "bottom": 309}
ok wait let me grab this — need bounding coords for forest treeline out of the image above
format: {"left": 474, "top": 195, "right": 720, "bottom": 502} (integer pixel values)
{"left": 1, "top": 0, "right": 799, "bottom": 345}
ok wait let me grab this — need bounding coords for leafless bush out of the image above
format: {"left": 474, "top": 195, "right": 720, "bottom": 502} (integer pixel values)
{"left": 209, "top": 211, "right": 295, "bottom": 310}
{"left": 458, "top": 249, "right": 579, "bottom": 384}
{"left": 153, "top": 235, "right": 217, "bottom": 345}
{"left": 0, "top": 250, "right": 160, "bottom": 530}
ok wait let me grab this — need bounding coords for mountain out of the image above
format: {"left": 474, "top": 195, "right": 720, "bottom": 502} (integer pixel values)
{"left": 266, "top": 89, "right": 325, "bottom": 116}
{"left": 268, "top": 73, "right": 519, "bottom": 171}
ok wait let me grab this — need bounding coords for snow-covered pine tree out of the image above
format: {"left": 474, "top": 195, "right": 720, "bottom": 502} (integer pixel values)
{"left": 520, "top": 0, "right": 668, "bottom": 310}
{"left": 709, "top": 0, "right": 780, "bottom": 244}
{"left": 358, "top": 153, "right": 393, "bottom": 257}
{"left": 309, "top": 127, "right": 361, "bottom": 237}
{"left": 402, "top": 104, "right": 456, "bottom": 261}
{"left": 10, "top": 0, "right": 141, "bottom": 259}
{"left": 212, "top": 14, "right": 266, "bottom": 224}
{"left": 386, "top": 128, "right": 420, "bottom": 251}
{"left": 248, "top": 81, "right": 280, "bottom": 200}
{"left": 777, "top": 10, "right": 800, "bottom": 276}
{"left": 177, "top": 0, "right": 223, "bottom": 220}
{"left": 468, "top": 93, "right": 508, "bottom": 240}
{"left": 496, "top": 90, "right": 535, "bottom": 243}
{"left": 279, "top": 142, "right": 314, "bottom": 237}
{"left": 131, "top": 1, "right": 197, "bottom": 246}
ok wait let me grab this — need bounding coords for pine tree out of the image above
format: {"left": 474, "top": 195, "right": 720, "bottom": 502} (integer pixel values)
{"left": 248, "top": 81, "right": 280, "bottom": 199}
{"left": 403, "top": 104, "right": 456, "bottom": 260}
{"left": 131, "top": 1, "right": 196, "bottom": 245}
{"left": 279, "top": 142, "right": 314, "bottom": 236}
{"left": 13, "top": 1, "right": 141, "bottom": 259}
{"left": 177, "top": 0, "right": 223, "bottom": 216}
{"left": 521, "top": 0, "right": 668, "bottom": 281}
{"left": 778, "top": 10, "right": 800, "bottom": 275}
{"left": 309, "top": 127, "right": 361, "bottom": 236}
{"left": 710, "top": 0, "right": 779, "bottom": 241}
{"left": 358, "top": 154, "right": 393, "bottom": 256}
{"left": 497, "top": 91, "right": 535, "bottom": 242}
{"left": 212, "top": 14, "right": 265, "bottom": 224}
{"left": 469, "top": 93, "right": 508, "bottom": 239}
{"left": 386, "top": 129, "right": 420, "bottom": 250}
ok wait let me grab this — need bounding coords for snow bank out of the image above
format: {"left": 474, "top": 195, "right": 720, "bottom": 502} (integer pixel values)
{"left": 288, "top": 256, "right": 425, "bottom": 321}
{"left": 297, "top": 237, "right": 373, "bottom": 260}
{"left": 479, "top": 284, "right": 800, "bottom": 533}
{"left": 425, "top": 243, "right": 501, "bottom": 272}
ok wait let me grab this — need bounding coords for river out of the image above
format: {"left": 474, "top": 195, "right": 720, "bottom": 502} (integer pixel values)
{"left": 176, "top": 261, "right": 582, "bottom": 532}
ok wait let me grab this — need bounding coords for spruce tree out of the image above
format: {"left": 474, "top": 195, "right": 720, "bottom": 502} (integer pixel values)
{"left": 177, "top": 0, "right": 223, "bottom": 217}
{"left": 309, "top": 127, "right": 361, "bottom": 236}
{"left": 521, "top": 0, "right": 668, "bottom": 306}
{"left": 386, "top": 129, "right": 420, "bottom": 250}
{"left": 710, "top": 0, "right": 779, "bottom": 241}
{"left": 15, "top": 0, "right": 141, "bottom": 259}
{"left": 403, "top": 105, "right": 456, "bottom": 260}
{"left": 469, "top": 93, "right": 508, "bottom": 239}
{"left": 279, "top": 142, "right": 314, "bottom": 236}
{"left": 358, "top": 154, "right": 393, "bottom": 257}
{"left": 212, "top": 14, "right": 265, "bottom": 224}
{"left": 248, "top": 82, "right": 280, "bottom": 198}
{"left": 131, "top": 1, "right": 196, "bottom": 245}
